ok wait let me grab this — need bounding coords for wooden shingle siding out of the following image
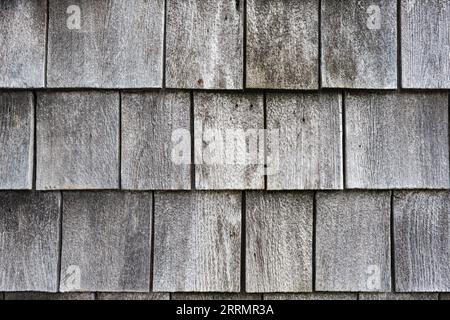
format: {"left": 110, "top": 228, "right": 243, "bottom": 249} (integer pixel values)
{"left": 171, "top": 293, "right": 261, "bottom": 300}
{"left": 194, "top": 92, "right": 264, "bottom": 190}
{"left": 246, "top": 192, "right": 313, "bottom": 293}
{"left": 4, "top": 293, "right": 95, "bottom": 300}
{"left": 121, "top": 91, "right": 191, "bottom": 190}
{"left": 153, "top": 192, "right": 241, "bottom": 292}
{"left": 441, "top": 294, "right": 450, "bottom": 300}
{"left": 0, "top": 192, "right": 61, "bottom": 292}
{"left": 246, "top": 0, "right": 319, "bottom": 89}
{"left": 0, "top": 0, "right": 46, "bottom": 88}
{"left": 401, "top": 0, "right": 450, "bottom": 88}
{"left": 267, "top": 93, "right": 343, "bottom": 190}
{"left": 264, "top": 293, "right": 357, "bottom": 300}
{"left": 60, "top": 191, "right": 152, "bottom": 292}
{"left": 321, "top": 0, "right": 397, "bottom": 88}
{"left": 36, "top": 92, "right": 119, "bottom": 190}
{"left": 345, "top": 92, "right": 449, "bottom": 189}
{"left": 316, "top": 191, "right": 391, "bottom": 292}
{"left": 98, "top": 293, "right": 170, "bottom": 300}
{"left": 394, "top": 191, "right": 450, "bottom": 292}
{"left": 359, "top": 293, "right": 439, "bottom": 300}
{"left": 47, "top": 0, "right": 164, "bottom": 88}
{"left": 0, "top": 92, "right": 34, "bottom": 189}
{"left": 166, "top": 0, "right": 243, "bottom": 89}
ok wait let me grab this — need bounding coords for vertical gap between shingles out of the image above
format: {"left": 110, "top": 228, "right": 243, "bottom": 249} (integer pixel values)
{"left": 242, "top": 0, "right": 247, "bottom": 89}
{"left": 241, "top": 191, "right": 246, "bottom": 293}
{"left": 44, "top": 0, "right": 50, "bottom": 87}
{"left": 162, "top": 0, "right": 168, "bottom": 88}
{"left": 150, "top": 191, "right": 156, "bottom": 292}
{"left": 318, "top": 0, "right": 322, "bottom": 88}
{"left": 56, "top": 191, "right": 63, "bottom": 292}
{"left": 312, "top": 191, "right": 317, "bottom": 292}
{"left": 397, "top": 0, "right": 401, "bottom": 89}
{"left": 390, "top": 190, "right": 396, "bottom": 292}
{"left": 263, "top": 91, "right": 267, "bottom": 190}
{"left": 118, "top": 91, "right": 122, "bottom": 189}
{"left": 341, "top": 91, "right": 346, "bottom": 189}
{"left": 190, "top": 90, "right": 195, "bottom": 190}
{"left": 32, "top": 91, "right": 37, "bottom": 190}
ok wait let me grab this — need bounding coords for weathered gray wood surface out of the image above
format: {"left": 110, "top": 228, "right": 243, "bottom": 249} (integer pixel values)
{"left": 246, "top": 192, "right": 313, "bottom": 292}
{"left": 394, "top": 191, "right": 450, "bottom": 292}
{"left": 264, "top": 293, "right": 357, "bottom": 300}
{"left": 0, "top": 0, "right": 46, "bottom": 88}
{"left": 0, "top": 92, "right": 34, "bottom": 189}
{"left": 401, "top": 0, "right": 450, "bottom": 88}
{"left": 316, "top": 191, "right": 391, "bottom": 292}
{"left": 345, "top": 92, "right": 449, "bottom": 189}
{"left": 359, "top": 293, "right": 438, "bottom": 300}
{"left": 36, "top": 92, "right": 119, "bottom": 190}
{"left": 322, "top": 0, "right": 397, "bottom": 88}
{"left": 267, "top": 93, "right": 343, "bottom": 190}
{"left": 441, "top": 294, "right": 450, "bottom": 300}
{"left": 246, "top": 0, "right": 318, "bottom": 89}
{"left": 171, "top": 293, "right": 261, "bottom": 300}
{"left": 4, "top": 293, "right": 95, "bottom": 300}
{"left": 0, "top": 192, "right": 61, "bottom": 292}
{"left": 153, "top": 192, "right": 241, "bottom": 292}
{"left": 166, "top": 0, "right": 243, "bottom": 89}
{"left": 194, "top": 92, "right": 264, "bottom": 189}
{"left": 98, "top": 293, "right": 169, "bottom": 300}
{"left": 47, "top": 0, "right": 164, "bottom": 88}
{"left": 122, "top": 91, "right": 191, "bottom": 190}
{"left": 60, "top": 191, "right": 152, "bottom": 292}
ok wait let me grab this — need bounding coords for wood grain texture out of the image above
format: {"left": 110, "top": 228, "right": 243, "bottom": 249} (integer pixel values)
{"left": 47, "top": 0, "right": 164, "bottom": 88}
{"left": 321, "top": 0, "right": 397, "bottom": 88}
{"left": 394, "top": 191, "right": 450, "bottom": 292}
{"left": 264, "top": 293, "right": 357, "bottom": 300}
{"left": 441, "top": 294, "right": 450, "bottom": 300}
{"left": 246, "top": 192, "right": 313, "bottom": 292}
{"left": 359, "top": 293, "right": 438, "bottom": 300}
{"left": 4, "top": 293, "right": 95, "bottom": 300}
{"left": 267, "top": 93, "right": 343, "bottom": 190}
{"left": 194, "top": 92, "right": 264, "bottom": 190}
{"left": 60, "top": 191, "right": 152, "bottom": 292}
{"left": 172, "top": 293, "right": 261, "bottom": 300}
{"left": 0, "top": 0, "right": 46, "bottom": 88}
{"left": 316, "top": 191, "right": 391, "bottom": 292}
{"left": 153, "top": 192, "right": 241, "bottom": 292}
{"left": 0, "top": 92, "right": 34, "bottom": 189}
{"left": 166, "top": 0, "right": 243, "bottom": 89}
{"left": 0, "top": 192, "right": 61, "bottom": 292}
{"left": 401, "top": 0, "right": 450, "bottom": 88}
{"left": 122, "top": 91, "right": 191, "bottom": 190}
{"left": 345, "top": 92, "right": 449, "bottom": 189}
{"left": 246, "top": 0, "right": 318, "bottom": 89}
{"left": 98, "top": 293, "right": 169, "bottom": 300}
{"left": 36, "top": 92, "right": 119, "bottom": 190}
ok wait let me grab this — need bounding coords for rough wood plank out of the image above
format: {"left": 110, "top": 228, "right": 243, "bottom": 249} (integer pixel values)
{"left": 0, "top": 92, "right": 34, "bottom": 189}
{"left": 153, "top": 192, "right": 241, "bottom": 292}
{"left": 346, "top": 92, "right": 449, "bottom": 189}
{"left": 194, "top": 92, "right": 264, "bottom": 190}
{"left": 0, "top": 0, "right": 46, "bottom": 88}
{"left": 166, "top": 0, "right": 243, "bottom": 89}
{"left": 47, "top": 0, "right": 164, "bottom": 88}
{"left": 267, "top": 93, "right": 343, "bottom": 190}
{"left": 264, "top": 293, "right": 357, "bottom": 300}
{"left": 246, "top": 0, "right": 318, "bottom": 89}
{"left": 359, "top": 293, "right": 438, "bottom": 300}
{"left": 246, "top": 192, "right": 313, "bottom": 292}
{"left": 172, "top": 293, "right": 261, "bottom": 300}
{"left": 401, "top": 0, "right": 450, "bottom": 88}
{"left": 316, "top": 191, "right": 391, "bottom": 292}
{"left": 4, "top": 293, "right": 95, "bottom": 300}
{"left": 321, "top": 0, "right": 397, "bottom": 88}
{"left": 122, "top": 91, "right": 191, "bottom": 190}
{"left": 0, "top": 192, "right": 61, "bottom": 292}
{"left": 441, "top": 294, "right": 450, "bottom": 300}
{"left": 394, "top": 191, "right": 450, "bottom": 292}
{"left": 36, "top": 92, "right": 119, "bottom": 190}
{"left": 98, "top": 293, "right": 169, "bottom": 300}
{"left": 60, "top": 191, "right": 152, "bottom": 292}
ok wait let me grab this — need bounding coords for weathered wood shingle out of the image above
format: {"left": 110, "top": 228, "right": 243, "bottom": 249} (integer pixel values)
{"left": 98, "top": 293, "right": 170, "bottom": 300}
{"left": 0, "top": 192, "right": 61, "bottom": 292}
{"left": 171, "top": 293, "right": 261, "bottom": 300}
{"left": 122, "top": 91, "right": 191, "bottom": 190}
{"left": 166, "top": 0, "right": 243, "bottom": 89}
{"left": 264, "top": 293, "right": 357, "bottom": 300}
{"left": 0, "top": 92, "right": 34, "bottom": 189}
{"left": 4, "top": 293, "right": 95, "bottom": 300}
{"left": 359, "top": 293, "right": 438, "bottom": 300}
{"left": 60, "top": 191, "right": 152, "bottom": 292}
{"left": 36, "top": 92, "right": 119, "bottom": 190}
{"left": 153, "top": 192, "right": 241, "bottom": 292}
{"left": 47, "top": 0, "right": 164, "bottom": 88}
{"left": 345, "top": 92, "right": 449, "bottom": 189}
{"left": 246, "top": 0, "right": 318, "bottom": 89}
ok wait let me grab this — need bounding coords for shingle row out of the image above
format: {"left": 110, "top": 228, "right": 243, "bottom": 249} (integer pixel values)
{"left": 2, "top": 0, "right": 450, "bottom": 89}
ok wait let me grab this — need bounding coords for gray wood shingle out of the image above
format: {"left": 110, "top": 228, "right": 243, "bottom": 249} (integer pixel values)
{"left": 359, "top": 293, "right": 438, "bottom": 300}
{"left": 171, "top": 293, "right": 261, "bottom": 300}
{"left": 4, "top": 293, "right": 95, "bottom": 300}
{"left": 0, "top": 192, "right": 61, "bottom": 292}
{"left": 47, "top": 0, "right": 164, "bottom": 88}
{"left": 0, "top": 92, "right": 34, "bottom": 189}
{"left": 316, "top": 191, "right": 391, "bottom": 292}
{"left": 345, "top": 92, "right": 449, "bottom": 189}
{"left": 60, "top": 191, "right": 152, "bottom": 292}
{"left": 264, "top": 293, "right": 357, "bottom": 300}
{"left": 246, "top": 0, "right": 319, "bottom": 89}
{"left": 122, "top": 91, "right": 191, "bottom": 190}
{"left": 394, "top": 191, "right": 450, "bottom": 292}
{"left": 98, "top": 293, "right": 170, "bottom": 300}
{"left": 321, "top": 0, "right": 397, "bottom": 88}
{"left": 0, "top": 0, "right": 46, "bottom": 88}
{"left": 166, "top": 0, "right": 243, "bottom": 89}
{"left": 153, "top": 192, "right": 241, "bottom": 292}
{"left": 36, "top": 91, "right": 119, "bottom": 190}
{"left": 195, "top": 92, "right": 264, "bottom": 190}
{"left": 267, "top": 93, "right": 343, "bottom": 190}
{"left": 246, "top": 192, "right": 313, "bottom": 293}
